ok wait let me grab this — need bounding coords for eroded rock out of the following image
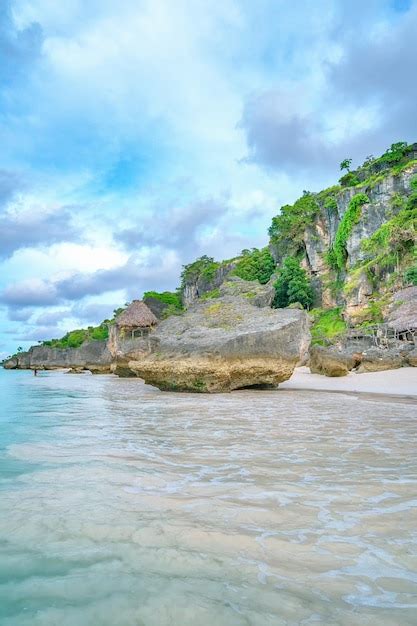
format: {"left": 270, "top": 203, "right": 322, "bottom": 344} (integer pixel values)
{"left": 126, "top": 296, "right": 310, "bottom": 392}
{"left": 309, "top": 345, "right": 358, "bottom": 377}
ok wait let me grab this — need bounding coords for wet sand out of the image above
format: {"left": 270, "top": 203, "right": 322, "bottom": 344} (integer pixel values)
{"left": 282, "top": 366, "right": 417, "bottom": 399}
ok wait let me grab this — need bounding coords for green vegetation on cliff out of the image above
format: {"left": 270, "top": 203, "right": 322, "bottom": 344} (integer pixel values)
{"left": 328, "top": 193, "right": 369, "bottom": 271}
{"left": 310, "top": 308, "right": 347, "bottom": 345}
{"left": 143, "top": 290, "right": 183, "bottom": 317}
{"left": 180, "top": 255, "right": 222, "bottom": 288}
{"left": 232, "top": 247, "right": 275, "bottom": 284}
{"left": 359, "top": 177, "right": 417, "bottom": 276}
{"left": 143, "top": 291, "right": 182, "bottom": 308}
{"left": 268, "top": 191, "right": 320, "bottom": 255}
{"left": 43, "top": 324, "right": 109, "bottom": 349}
{"left": 272, "top": 258, "right": 313, "bottom": 309}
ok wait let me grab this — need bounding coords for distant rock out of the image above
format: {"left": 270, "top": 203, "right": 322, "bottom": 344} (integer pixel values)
{"left": 407, "top": 348, "right": 417, "bottom": 367}
{"left": 3, "top": 341, "right": 112, "bottom": 373}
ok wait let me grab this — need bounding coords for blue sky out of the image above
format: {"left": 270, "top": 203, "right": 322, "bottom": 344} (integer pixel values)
{"left": 0, "top": 0, "right": 416, "bottom": 357}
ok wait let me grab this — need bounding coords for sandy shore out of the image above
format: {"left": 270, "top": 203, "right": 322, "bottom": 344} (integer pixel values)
{"left": 281, "top": 366, "right": 417, "bottom": 399}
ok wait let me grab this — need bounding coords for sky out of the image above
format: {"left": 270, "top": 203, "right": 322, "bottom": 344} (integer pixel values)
{"left": 0, "top": 0, "right": 416, "bottom": 357}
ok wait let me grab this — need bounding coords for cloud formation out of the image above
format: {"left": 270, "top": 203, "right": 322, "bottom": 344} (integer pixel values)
{"left": 1, "top": 0, "right": 417, "bottom": 354}
{"left": 0, "top": 204, "right": 81, "bottom": 259}
{"left": 240, "top": 2, "right": 417, "bottom": 173}
{"left": 0, "top": 0, "right": 43, "bottom": 83}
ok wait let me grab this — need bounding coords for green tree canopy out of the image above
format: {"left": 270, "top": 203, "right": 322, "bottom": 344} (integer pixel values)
{"left": 272, "top": 257, "right": 313, "bottom": 309}
{"left": 340, "top": 158, "right": 352, "bottom": 172}
{"left": 233, "top": 247, "right": 276, "bottom": 284}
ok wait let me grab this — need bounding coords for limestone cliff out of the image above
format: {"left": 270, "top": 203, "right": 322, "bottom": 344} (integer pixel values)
{"left": 3, "top": 341, "right": 112, "bottom": 373}
{"left": 269, "top": 142, "right": 417, "bottom": 324}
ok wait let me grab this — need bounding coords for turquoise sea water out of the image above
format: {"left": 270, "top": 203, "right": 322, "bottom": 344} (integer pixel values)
{"left": 0, "top": 368, "right": 417, "bottom": 625}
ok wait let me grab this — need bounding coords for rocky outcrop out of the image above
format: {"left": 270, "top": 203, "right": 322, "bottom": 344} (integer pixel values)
{"left": 218, "top": 275, "right": 275, "bottom": 308}
{"left": 309, "top": 332, "right": 417, "bottom": 377}
{"left": 182, "top": 262, "right": 236, "bottom": 307}
{"left": 125, "top": 293, "right": 310, "bottom": 392}
{"left": 3, "top": 341, "right": 112, "bottom": 373}
{"left": 309, "top": 345, "right": 359, "bottom": 377}
{"left": 356, "top": 348, "right": 405, "bottom": 373}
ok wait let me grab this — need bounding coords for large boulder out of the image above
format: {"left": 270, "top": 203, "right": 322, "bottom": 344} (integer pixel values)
{"left": 124, "top": 296, "right": 310, "bottom": 392}
{"left": 309, "top": 345, "right": 358, "bottom": 377}
{"left": 356, "top": 347, "right": 406, "bottom": 373}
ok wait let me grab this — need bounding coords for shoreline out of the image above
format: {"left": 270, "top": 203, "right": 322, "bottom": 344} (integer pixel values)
{"left": 281, "top": 366, "right": 417, "bottom": 400}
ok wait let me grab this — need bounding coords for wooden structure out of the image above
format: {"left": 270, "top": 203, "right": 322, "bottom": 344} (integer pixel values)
{"left": 115, "top": 300, "right": 158, "bottom": 338}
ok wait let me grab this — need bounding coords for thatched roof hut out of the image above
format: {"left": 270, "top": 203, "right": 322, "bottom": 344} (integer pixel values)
{"left": 115, "top": 300, "right": 158, "bottom": 330}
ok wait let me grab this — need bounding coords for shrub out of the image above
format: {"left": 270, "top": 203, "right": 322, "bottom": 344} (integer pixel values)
{"left": 143, "top": 290, "right": 182, "bottom": 309}
{"left": 377, "top": 141, "right": 409, "bottom": 165}
{"left": 339, "top": 172, "right": 360, "bottom": 187}
{"left": 310, "top": 308, "right": 347, "bottom": 344}
{"left": 232, "top": 247, "right": 276, "bottom": 284}
{"left": 200, "top": 288, "right": 221, "bottom": 300}
{"left": 272, "top": 257, "right": 313, "bottom": 309}
{"left": 43, "top": 323, "right": 109, "bottom": 349}
{"left": 180, "top": 255, "right": 220, "bottom": 288}
{"left": 405, "top": 266, "right": 417, "bottom": 286}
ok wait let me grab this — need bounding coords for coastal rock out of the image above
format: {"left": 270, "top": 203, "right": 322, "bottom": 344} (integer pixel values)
{"left": 218, "top": 276, "right": 275, "bottom": 308}
{"left": 143, "top": 296, "right": 169, "bottom": 319}
{"left": 4, "top": 341, "right": 112, "bottom": 373}
{"left": 125, "top": 297, "right": 310, "bottom": 392}
{"left": 182, "top": 262, "right": 236, "bottom": 307}
{"left": 356, "top": 348, "right": 404, "bottom": 373}
{"left": 309, "top": 345, "right": 358, "bottom": 377}
{"left": 407, "top": 348, "right": 417, "bottom": 367}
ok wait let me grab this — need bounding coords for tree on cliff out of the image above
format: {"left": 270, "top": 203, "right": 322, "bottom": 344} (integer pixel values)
{"left": 272, "top": 257, "right": 313, "bottom": 309}
{"left": 340, "top": 158, "right": 352, "bottom": 172}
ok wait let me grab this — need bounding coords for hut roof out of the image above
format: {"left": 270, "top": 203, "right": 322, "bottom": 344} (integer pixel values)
{"left": 115, "top": 300, "right": 158, "bottom": 328}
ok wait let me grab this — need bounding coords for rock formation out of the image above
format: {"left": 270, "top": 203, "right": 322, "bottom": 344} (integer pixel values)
{"left": 125, "top": 292, "right": 310, "bottom": 392}
{"left": 3, "top": 341, "right": 112, "bottom": 374}
{"left": 3, "top": 142, "right": 416, "bottom": 385}
{"left": 4, "top": 280, "right": 310, "bottom": 392}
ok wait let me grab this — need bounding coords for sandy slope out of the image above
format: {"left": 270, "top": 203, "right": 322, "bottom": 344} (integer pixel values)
{"left": 281, "top": 366, "right": 417, "bottom": 398}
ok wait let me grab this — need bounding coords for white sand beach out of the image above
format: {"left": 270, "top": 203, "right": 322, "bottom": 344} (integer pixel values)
{"left": 281, "top": 366, "right": 417, "bottom": 398}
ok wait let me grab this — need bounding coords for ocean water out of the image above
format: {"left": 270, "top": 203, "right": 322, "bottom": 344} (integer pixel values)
{"left": 0, "top": 369, "right": 417, "bottom": 626}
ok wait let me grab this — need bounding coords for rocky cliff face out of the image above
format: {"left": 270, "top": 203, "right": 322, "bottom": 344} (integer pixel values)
{"left": 182, "top": 262, "right": 236, "bottom": 307}
{"left": 3, "top": 341, "right": 112, "bottom": 373}
{"left": 270, "top": 155, "right": 417, "bottom": 322}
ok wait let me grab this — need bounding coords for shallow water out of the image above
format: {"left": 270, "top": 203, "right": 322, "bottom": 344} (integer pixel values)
{"left": 0, "top": 369, "right": 417, "bottom": 625}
